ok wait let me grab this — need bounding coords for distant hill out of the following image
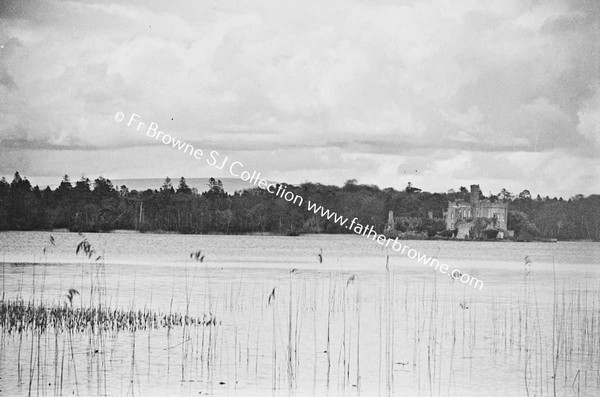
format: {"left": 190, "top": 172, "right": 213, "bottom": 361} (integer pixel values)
{"left": 111, "top": 177, "right": 267, "bottom": 194}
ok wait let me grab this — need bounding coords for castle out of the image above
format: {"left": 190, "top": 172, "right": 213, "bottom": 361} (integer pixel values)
{"left": 444, "top": 185, "right": 509, "bottom": 239}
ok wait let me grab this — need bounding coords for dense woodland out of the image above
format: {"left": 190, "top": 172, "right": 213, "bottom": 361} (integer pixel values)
{"left": 0, "top": 172, "right": 599, "bottom": 241}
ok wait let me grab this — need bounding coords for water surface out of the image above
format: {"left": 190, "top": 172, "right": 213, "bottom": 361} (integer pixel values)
{"left": 1, "top": 231, "right": 599, "bottom": 396}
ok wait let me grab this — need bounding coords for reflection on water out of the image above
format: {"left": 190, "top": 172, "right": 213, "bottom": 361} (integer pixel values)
{"left": 1, "top": 231, "right": 600, "bottom": 396}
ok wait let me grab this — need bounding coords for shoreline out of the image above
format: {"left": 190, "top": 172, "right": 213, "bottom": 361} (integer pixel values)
{"left": 0, "top": 229, "right": 594, "bottom": 242}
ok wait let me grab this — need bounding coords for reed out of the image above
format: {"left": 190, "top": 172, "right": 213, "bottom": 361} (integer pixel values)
{"left": 0, "top": 299, "right": 218, "bottom": 334}
{"left": 4, "top": 238, "right": 600, "bottom": 396}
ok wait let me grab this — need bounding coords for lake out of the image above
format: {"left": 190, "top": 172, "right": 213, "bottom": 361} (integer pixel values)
{"left": 1, "top": 231, "right": 599, "bottom": 396}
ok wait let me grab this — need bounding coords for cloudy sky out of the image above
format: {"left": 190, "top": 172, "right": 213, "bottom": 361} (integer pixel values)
{"left": 1, "top": 0, "right": 599, "bottom": 197}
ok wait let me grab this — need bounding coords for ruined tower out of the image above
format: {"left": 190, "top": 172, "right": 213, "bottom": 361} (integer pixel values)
{"left": 470, "top": 184, "right": 480, "bottom": 204}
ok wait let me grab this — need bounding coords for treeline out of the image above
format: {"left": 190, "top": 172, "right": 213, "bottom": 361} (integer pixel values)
{"left": 0, "top": 172, "right": 599, "bottom": 241}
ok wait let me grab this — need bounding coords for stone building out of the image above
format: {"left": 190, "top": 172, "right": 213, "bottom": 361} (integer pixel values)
{"left": 445, "top": 185, "right": 509, "bottom": 238}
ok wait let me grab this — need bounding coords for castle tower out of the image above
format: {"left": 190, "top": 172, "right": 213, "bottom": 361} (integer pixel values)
{"left": 470, "top": 184, "right": 480, "bottom": 218}
{"left": 470, "top": 184, "right": 480, "bottom": 204}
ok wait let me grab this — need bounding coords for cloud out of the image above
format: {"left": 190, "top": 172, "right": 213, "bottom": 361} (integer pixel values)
{"left": 0, "top": 0, "right": 599, "bottom": 196}
{"left": 577, "top": 88, "right": 600, "bottom": 148}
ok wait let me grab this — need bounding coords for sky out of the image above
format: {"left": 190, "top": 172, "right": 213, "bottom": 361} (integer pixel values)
{"left": 0, "top": 0, "right": 599, "bottom": 198}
